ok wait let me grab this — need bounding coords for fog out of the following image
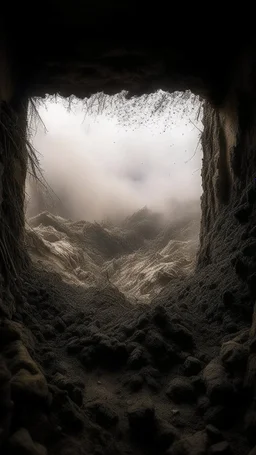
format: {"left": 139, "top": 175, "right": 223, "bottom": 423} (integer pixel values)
{"left": 26, "top": 92, "right": 203, "bottom": 222}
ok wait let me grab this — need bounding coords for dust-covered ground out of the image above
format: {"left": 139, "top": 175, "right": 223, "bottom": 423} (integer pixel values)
{"left": 6, "top": 192, "right": 256, "bottom": 455}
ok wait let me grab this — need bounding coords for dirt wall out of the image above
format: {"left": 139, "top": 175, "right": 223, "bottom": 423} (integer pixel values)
{"left": 0, "top": 43, "right": 28, "bottom": 318}
{"left": 198, "top": 55, "right": 256, "bottom": 270}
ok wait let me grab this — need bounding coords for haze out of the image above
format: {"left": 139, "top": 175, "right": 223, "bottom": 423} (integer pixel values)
{"left": 26, "top": 92, "right": 203, "bottom": 222}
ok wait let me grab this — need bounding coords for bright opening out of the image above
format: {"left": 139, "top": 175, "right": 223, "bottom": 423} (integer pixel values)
{"left": 25, "top": 91, "right": 203, "bottom": 303}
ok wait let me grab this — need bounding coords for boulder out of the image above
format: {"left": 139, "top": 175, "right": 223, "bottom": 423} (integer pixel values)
{"left": 220, "top": 341, "right": 248, "bottom": 371}
{"left": 166, "top": 377, "right": 195, "bottom": 403}
{"left": 8, "top": 428, "right": 47, "bottom": 455}
{"left": 203, "top": 359, "right": 234, "bottom": 404}
{"left": 3, "top": 341, "right": 48, "bottom": 402}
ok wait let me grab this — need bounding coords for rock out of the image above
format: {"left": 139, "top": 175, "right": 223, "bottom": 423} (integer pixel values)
{"left": 141, "top": 365, "right": 161, "bottom": 391}
{"left": 145, "top": 330, "right": 165, "bottom": 351}
{"left": 86, "top": 402, "right": 118, "bottom": 429}
{"left": 0, "top": 356, "right": 11, "bottom": 385}
{"left": 51, "top": 373, "right": 68, "bottom": 387}
{"left": 220, "top": 341, "right": 248, "bottom": 371}
{"left": 129, "top": 374, "right": 144, "bottom": 392}
{"left": 153, "top": 305, "right": 194, "bottom": 349}
{"left": 209, "top": 441, "right": 231, "bottom": 454}
{"left": 42, "top": 352, "right": 56, "bottom": 367}
{"left": 234, "top": 204, "right": 252, "bottom": 223}
{"left": 249, "top": 336, "right": 256, "bottom": 353}
{"left": 233, "top": 330, "right": 249, "bottom": 345}
{"left": 190, "top": 376, "right": 205, "bottom": 395}
{"left": 49, "top": 438, "right": 87, "bottom": 455}
{"left": 243, "top": 242, "right": 256, "bottom": 258}
{"left": 59, "top": 398, "right": 84, "bottom": 432}
{"left": 0, "top": 321, "right": 21, "bottom": 346}
{"left": 152, "top": 305, "right": 169, "bottom": 329}
{"left": 0, "top": 379, "right": 13, "bottom": 413}
{"left": 169, "top": 324, "right": 194, "bottom": 349}
{"left": 248, "top": 274, "right": 256, "bottom": 298}
{"left": 244, "top": 410, "right": 256, "bottom": 444}
{"left": 3, "top": 341, "right": 48, "bottom": 402}
{"left": 11, "top": 369, "right": 48, "bottom": 403}
{"left": 137, "top": 314, "right": 149, "bottom": 329}
{"left": 226, "top": 323, "right": 238, "bottom": 334}
{"left": 145, "top": 374, "right": 160, "bottom": 391}
{"left": 69, "top": 387, "right": 83, "bottom": 407}
{"left": 127, "top": 399, "right": 156, "bottom": 442}
{"left": 155, "top": 420, "right": 179, "bottom": 452}
{"left": 206, "top": 425, "right": 223, "bottom": 443}
{"left": 249, "top": 226, "right": 256, "bottom": 238}
{"left": 234, "top": 257, "right": 248, "bottom": 280}
{"left": 0, "top": 357, "right": 12, "bottom": 444}
{"left": 184, "top": 357, "right": 202, "bottom": 376}
{"left": 54, "top": 317, "right": 66, "bottom": 333}
{"left": 33, "top": 331, "right": 45, "bottom": 343}
{"left": 52, "top": 373, "right": 84, "bottom": 406}
{"left": 120, "top": 323, "right": 135, "bottom": 336}
{"left": 168, "top": 430, "right": 207, "bottom": 455}
{"left": 129, "top": 330, "right": 146, "bottom": 343}
{"left": 41, "top": 310, "right": 51, "bottom": 319}
{"left": 8, "top": 428, "right": 47, "bottom": 455}
{"left": 197, "top": 396, "right": 210, "bottom": 415}
{"left": 19, "top": 411, "right": 52, "bottom": 445}
{"left": 240, "top": 355, "right": 251, "bottom": 384}
{"left": 43, "top": 324, "right": 55, "bottom": 340}
{"left": 203, "top": 359, "right": 234, "bottom": 404}
{"left": 144, "top": 330, "right": 169, "bottom": 367}
{"left": 80, "top": 339, "right": 128, "bottom": 369}
{"left": 79, "top": 346, "right": 94, "bottom": 367}
{"left": 166, "top": 377, "right": 195, "bottom": 403}
{"left": 66, "top": 340, "right": 82, "bottom": 354}
{"left": 96, "top": 340, "right": 128, "bottom": 369}
{"left": 127, "top": 346, "right": 150, "bottom": 369}
{"left": 248, "top": 187, "right": 256, "bottom": 204}
{"left": 49, "top": 384, "right": 68, "bottom": 408}
{"left": 222, "top": 291, "right": 235, "bottom": 307}
{"left": 204, "top": 406, "right": 234, "bottom": 430}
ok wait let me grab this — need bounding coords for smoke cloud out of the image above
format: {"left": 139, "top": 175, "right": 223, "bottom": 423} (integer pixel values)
{"left": 26, "top": 95, "right": 203, "bottom": 222}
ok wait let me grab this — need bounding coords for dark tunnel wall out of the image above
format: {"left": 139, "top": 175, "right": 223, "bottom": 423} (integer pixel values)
{"left": 198, "top": 57, "right": 256, "bottom": 269}
{"left": 0, "top": 42, "right": 29, "bottom": 319}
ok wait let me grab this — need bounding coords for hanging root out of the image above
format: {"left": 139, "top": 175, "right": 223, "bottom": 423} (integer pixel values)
{"left": 0, "top": 99, "right": 32, "bottom": 284}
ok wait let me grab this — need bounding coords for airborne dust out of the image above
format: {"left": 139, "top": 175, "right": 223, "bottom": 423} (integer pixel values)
{"left": 25, "top": 91, "right": 203, "bottom": 302}
{"left": 26, "top": 92, "right": 202, "bottom": 222}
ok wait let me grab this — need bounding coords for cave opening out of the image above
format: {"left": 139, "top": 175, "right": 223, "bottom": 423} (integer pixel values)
{"left": 24, "top": 91, "right": 203, "bottom": 304}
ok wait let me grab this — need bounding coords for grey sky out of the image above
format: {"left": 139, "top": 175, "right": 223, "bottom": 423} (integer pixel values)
{"left": 29, "top": 93, "right": 203, "bottom": 221}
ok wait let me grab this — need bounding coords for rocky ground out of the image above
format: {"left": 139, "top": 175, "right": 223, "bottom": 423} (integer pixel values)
{"left": 25, "top": 204, "right": 199, "bottom": 303}
{"left": 1, "top": 195, "right": 256, "bottom": 455}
